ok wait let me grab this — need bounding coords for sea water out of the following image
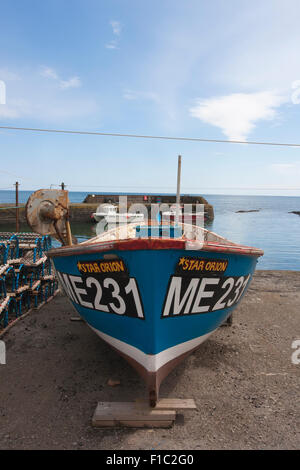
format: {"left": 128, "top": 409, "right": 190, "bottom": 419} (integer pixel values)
{"left": 0, "top": 191, "right": 299, "bottom": 270}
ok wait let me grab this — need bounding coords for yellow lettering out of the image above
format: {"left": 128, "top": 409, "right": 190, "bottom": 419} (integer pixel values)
{"left": 118, "top": 261, "right": 125, "bottom": 271}
{"left": 188, "top": 260, "right": 194, "bottom": 270}
{"left": 111, "top": 262, "right": 117, "bottom": 272}
{"left": 93, "top": 263, "right": 100, "bottom": 272}
{"left": 77, "top": 262, "right": 86, "bottom": 273}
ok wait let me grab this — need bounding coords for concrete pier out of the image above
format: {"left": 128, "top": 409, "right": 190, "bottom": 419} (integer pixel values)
{"left": 0, "top": 196, "right": 215, "bottom": 224}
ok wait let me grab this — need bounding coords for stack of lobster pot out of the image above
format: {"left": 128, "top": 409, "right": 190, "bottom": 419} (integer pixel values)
{"left": 0, "top": 233, "right": 59, "bottom": 331}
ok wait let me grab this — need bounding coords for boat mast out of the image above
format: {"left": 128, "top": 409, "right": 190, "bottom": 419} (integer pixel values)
{"left": 175, "top": 155, "right": 182, "bottom": 225}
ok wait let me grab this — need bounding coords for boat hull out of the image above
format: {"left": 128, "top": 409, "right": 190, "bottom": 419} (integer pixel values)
{"left": 49, "top": 241, "right": 260, "bottom": 403}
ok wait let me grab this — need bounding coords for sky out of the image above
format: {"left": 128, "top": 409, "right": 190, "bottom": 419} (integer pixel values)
{"left": 1, "top": 0, "right": 300, "bottom": 195}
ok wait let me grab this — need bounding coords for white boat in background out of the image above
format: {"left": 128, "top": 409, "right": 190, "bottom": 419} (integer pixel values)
{"left": 91, "top": 204, "right": 116, "bottom": 222}
{"left": 162, "top": 206, "right": 208, "bottom": 224}
{"left": 92, "top": 204, "right": 144, "bottom": 224}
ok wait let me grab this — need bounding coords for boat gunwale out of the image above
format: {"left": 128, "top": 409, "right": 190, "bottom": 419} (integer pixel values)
{"left": 46, "top": 237, "right": 264, "bottom": 258}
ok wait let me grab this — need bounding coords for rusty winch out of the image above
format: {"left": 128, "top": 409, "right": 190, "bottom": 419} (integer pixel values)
{"left": 25, "top": 189, "right": 76, "bottom": 246}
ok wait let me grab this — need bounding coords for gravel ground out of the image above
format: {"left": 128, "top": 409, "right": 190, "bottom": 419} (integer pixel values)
{"left": 0, "top": 270, "right": 299, "bottom": 450}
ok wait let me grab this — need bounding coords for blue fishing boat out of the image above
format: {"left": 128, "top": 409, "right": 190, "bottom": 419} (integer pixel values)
{"left": 46, "top": 224, "right": 263, "bottom": 405}
{"left": 25, "top": 161, "right": 263, "bottom": 406}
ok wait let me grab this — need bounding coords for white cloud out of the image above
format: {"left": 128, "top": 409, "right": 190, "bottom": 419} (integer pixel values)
{"left": 200, "top": 2, "right": 300, "bottom": 95}
{"left": 190, "top": 91, "right": 285, "bottom": 141}
{"left": 105, "top": 20, "right": 122, "bottom": 49}
{"left": 128, "top": 2, "right": 300, "bottom": 131}
{"left": 110, "top": 20, "right": 121, "bottom": 36}
{"left": 0, "top": 66, "right": 96, "bottom": 123}
{"left": 105, "top": 40, "right": 118, "bottom": 50}
{"left": 271, "top": 163, "right": 300, "bottom": 176}
{"left": 123, "top": 89, "right": 159, "bottom": 102}
{"left": 272, "top": 163, "right": 294, "bottom": 170}
{"left": 59, "top": 76, "right": 81, "bottom": 89}
{"left": 40, "top": 66, "right": 58, "bottom": 80}
{"left": 40, "top": 66, "right": 81, "bottom": 90}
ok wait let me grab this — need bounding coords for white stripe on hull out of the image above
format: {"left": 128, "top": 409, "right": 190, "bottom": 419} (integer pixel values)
{"left": 89, "top": 324, "right": 217, "bottom": 372}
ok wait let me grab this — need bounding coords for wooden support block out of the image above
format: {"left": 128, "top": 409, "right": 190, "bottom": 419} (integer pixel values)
{"left": 135, "top": 398, "right": 197, "bottom": 410}
{"left": 95, "top": 420, "right": 173, "bottom": 428}
{"left": 92, "top": 402, "right": 176, "bottom": 428}
{"left": 70, "top": 316, "right": 84, "bottom": 322}
{"left": 153, "top": 398, "right": 196, "bottom": 410}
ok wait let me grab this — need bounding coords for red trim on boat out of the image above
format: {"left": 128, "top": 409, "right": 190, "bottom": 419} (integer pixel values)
{"left": 47, "top": 236, "right": 263, "bottom": 258}
{"left": 115, "top": 238, "right": 186, "bottom": 251}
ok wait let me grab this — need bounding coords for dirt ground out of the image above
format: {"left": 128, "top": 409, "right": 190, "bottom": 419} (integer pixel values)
{"left": 0, "top": 270, "right": 299, "bottom": 450}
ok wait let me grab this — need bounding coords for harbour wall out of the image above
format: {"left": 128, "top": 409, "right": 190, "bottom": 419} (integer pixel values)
{"left": 0, "top": 199, "right": 215, "bottom": 225}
